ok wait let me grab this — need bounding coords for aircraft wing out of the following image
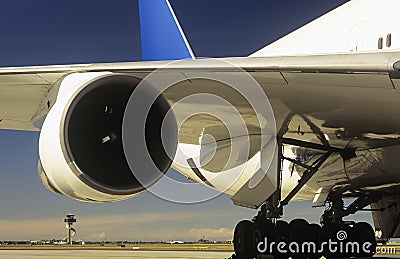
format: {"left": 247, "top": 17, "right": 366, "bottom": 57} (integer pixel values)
{"left": 0, "top": 62, "right": 169, "bottom": 131}
{"left": 1, "top": 50, "right": 400, "bottom": 151}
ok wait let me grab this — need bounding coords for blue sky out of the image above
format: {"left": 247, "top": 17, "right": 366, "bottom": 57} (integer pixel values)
{"left": 0, "top": 0, "right": 373, "bottom": 242}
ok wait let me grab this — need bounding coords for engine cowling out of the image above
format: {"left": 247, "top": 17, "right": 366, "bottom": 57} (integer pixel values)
{"left": 38, "top": 72, "right": 177, "bottom": 202}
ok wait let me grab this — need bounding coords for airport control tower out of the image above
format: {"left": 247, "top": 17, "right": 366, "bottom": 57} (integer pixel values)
{"left": 64, "top": 214, "right": 77, "bottom": 245}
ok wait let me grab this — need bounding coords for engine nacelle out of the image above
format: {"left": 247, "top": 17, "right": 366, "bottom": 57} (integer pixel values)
{"left": 39, "top": 72, "right": 177, "bottom": 202}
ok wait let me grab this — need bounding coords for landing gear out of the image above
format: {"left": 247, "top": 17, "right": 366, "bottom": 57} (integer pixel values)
{"left": 233, "top": 215, "right": 278, "bottom": 258}
{"left": 233, "top": 217, "right": 323, "bottom": 259}
{"left": 319, "top": 195, "right": 377, "bottom": 258}
{"left": 232, "top": 138, "right": 379, "bottom": 259}
{"left": 232, "top": 213, "right": 377, "bottom": 259}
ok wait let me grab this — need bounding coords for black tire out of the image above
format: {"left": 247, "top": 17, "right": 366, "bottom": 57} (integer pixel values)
{"left": 288, "top": 219, "right": 310, "bottom": 259}
{"left": 234, "top": 220, "right": 254, "bottom": 258}
{"left": 250, "top": 223, "right": 263, "bottom": 256}
{"left": 307, "top": 223, "right": 322, "bottom": 259}
{"left": 252, "top": 219, "right": 276, "bottom": 255}
{"left": 321, "top": 224, "right": 354, "bottom": 259}
{"left": 273, "top": 221, "right": 289, "bottom": 259}
{"left": 353, "top": 222, "right": 376, "bottom": 258}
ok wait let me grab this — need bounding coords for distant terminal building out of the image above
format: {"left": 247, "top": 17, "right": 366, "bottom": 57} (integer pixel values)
{"left": 198, "top": 236, "right": 211, "bottom": 244}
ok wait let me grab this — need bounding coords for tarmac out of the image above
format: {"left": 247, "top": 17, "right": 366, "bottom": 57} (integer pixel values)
{"left": 0, "top": 250, "right": 400, "bottom": 259}
{"left": 0, "top": 250, "right": 234, "bottom": 259}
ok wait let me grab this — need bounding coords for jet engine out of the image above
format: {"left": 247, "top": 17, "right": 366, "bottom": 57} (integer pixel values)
{"left": 38, "top": 72, "right": 177, "bottom": 202}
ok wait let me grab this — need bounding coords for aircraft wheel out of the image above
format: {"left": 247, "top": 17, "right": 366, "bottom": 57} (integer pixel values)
{"left": 320, "top": 224, "right": 353, "bottom": 259}
{"left": 273, "top": 221, "right": 289, "bottom": 259}
{"left": 233, "top": 220, "right": 254, "bottom": 258}
{"left": 252, "top": 218, "right": 276, "bottom": 256}
{"left": 353, "top": 222, "right": 376, "bottom": 258}
{"left": 303, "top": 223, "right": 322, "bottom": 259}
{"left": 288, "top": 219, "right": 310, "bottom": 259}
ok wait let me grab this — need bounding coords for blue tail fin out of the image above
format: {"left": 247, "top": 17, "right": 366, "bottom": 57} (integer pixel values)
{"left": 138, "top": 0, "right": 195, "bottom": 61}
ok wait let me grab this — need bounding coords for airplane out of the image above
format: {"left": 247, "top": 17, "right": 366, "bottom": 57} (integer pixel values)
{"left": 1, "top": 0, "right": 400, "bottom": 258}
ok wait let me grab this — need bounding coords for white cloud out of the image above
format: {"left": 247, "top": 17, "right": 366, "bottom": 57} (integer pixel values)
{"left": 91, "top": 232, "right": 107, "bottom": 240}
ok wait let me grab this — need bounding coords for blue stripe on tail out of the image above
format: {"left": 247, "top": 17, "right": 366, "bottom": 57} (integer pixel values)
{"left": 138, "top": 0, "right": 195, "bottom": 61}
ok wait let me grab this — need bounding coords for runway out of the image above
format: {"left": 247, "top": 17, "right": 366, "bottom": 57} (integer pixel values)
{"left": 0, "top": 250, "right": 234, "bottom": 259}
{"left": 0, "top": 250, "right": 399, "bottom": 259}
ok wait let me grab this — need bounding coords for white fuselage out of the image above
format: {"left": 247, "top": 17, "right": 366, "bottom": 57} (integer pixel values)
{"left": 252, "top": 0, "right": 399, "bottom": 57}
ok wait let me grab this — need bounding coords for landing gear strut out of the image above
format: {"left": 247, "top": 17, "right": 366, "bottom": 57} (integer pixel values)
{"left": 232, "top": 138, "right": 378, "bottom": 259}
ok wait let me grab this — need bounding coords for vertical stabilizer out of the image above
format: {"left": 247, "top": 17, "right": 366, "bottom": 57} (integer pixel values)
{"left": 138, "top": 0, "right": 195, "bottom": 61}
